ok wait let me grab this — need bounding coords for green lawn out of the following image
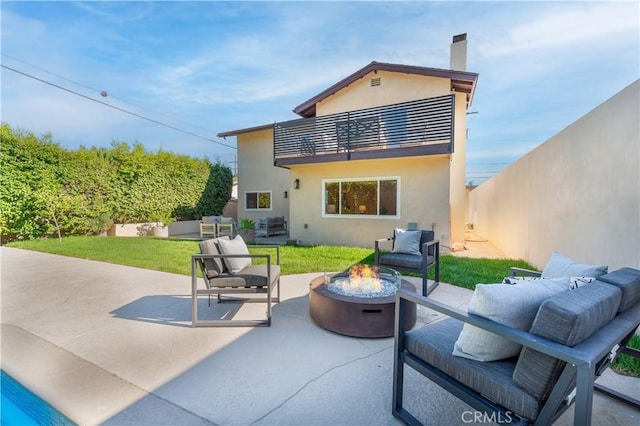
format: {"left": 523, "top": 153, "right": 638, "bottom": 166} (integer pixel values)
{"left": 7, "top": 236, "right": 638, "bottom": 376}
{"left": 8, "top": 236, "right": 534, "bottom": 289}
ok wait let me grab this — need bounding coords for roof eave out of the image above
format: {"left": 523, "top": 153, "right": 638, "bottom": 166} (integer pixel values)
{"left": 217, "top": 123, "right": 273, "bottom": 138}
{"left": 293, "top": 61, "right": 479, "bottom": 118}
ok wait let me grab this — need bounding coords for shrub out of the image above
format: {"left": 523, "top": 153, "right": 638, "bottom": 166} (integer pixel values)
{"left": 0, "top": 123, "right": 232, "bottom": 242}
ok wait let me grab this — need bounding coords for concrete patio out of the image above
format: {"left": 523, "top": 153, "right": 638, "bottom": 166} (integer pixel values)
{"left": 1, "top": 246, "right": 638, "bottom": 425}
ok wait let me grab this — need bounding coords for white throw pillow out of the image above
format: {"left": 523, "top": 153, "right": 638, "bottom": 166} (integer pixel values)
{"left": 569, "top": 276, "right": 596, "bottom": 290}
{"left": 452, "top": 277, "right": 569, "bottom": 361}
{"left": 393, "top": 229, "right": 421, "bottom": 255}
{"left": 217, "top": 235, "right": 251, "bottom": 273}
{"left": 541, "top": 252, "right": 607, "bottom": 278}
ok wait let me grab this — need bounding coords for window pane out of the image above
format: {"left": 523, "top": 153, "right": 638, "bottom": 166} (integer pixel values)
{"left": 246, "top": 192, "right": 258, "bottom": 209}
{"left": 379, "top": 180, "right": 397, "bottom": 215}
{"left": 341, "top": 181, "right": 377, "bottom": 215}
{"left": 258, "top": 192, "right": 271, "bottom": 209}
{"left": 325, "top": 182, "right": 339, "bottom": 214}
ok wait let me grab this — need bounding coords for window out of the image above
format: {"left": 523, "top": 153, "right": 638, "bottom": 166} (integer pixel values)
{"left": 323, "top": 178, "right": 399, "bottom": 217}
{"left": 245, "top": 191, "right": 272, "bottom": 211}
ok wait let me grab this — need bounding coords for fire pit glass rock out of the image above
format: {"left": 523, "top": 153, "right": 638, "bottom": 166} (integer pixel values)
{"left": 325, "top": 265, "right": 400, "bottom": 298}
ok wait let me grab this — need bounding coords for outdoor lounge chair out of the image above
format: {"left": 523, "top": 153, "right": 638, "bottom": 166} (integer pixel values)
{"left": 199, "top": 215, "right": 235, "bottom": 239}
{"left": 375, "top": 229, "right": 440, "bottom": 296}
{"left": 392, "top": 267, "right": 640, "bottom": 425}
{"left": 191, "top": 236, "right": 280, "bottom": 327}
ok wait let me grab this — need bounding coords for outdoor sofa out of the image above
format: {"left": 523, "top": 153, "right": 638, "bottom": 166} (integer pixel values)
{"left": 255, "top": 216, "right": 287, "bottom": 237}
{"left": 393, "top": 253, "right": 640, "bottom": 425}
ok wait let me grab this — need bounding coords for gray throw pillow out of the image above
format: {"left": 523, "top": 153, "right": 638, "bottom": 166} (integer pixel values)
{"left": 542, "top": 252, "right": 607, "bottom": 278}
{"left": 452, "top": 277, "right": 569, "bottom": 361}
{"left": 393, "top": 229, "right": 421, "bottom": 255}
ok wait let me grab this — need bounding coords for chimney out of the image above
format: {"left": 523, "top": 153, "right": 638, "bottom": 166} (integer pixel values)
{"left": 450, "top": 33, "right": 467, "bottom": 71}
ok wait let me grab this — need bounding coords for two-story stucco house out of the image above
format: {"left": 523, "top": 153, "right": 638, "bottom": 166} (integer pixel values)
{"left": 219, "top": 34, "right": 478, "bottom": 249}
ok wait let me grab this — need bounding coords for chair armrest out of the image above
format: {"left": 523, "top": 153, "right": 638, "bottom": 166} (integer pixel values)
{"left": 421, "top": 239, "right": 440, "bottom": 259}
{"left": 509, "top": 267, "right": 541, "bottom": 278}
{"left": 375, "top": 237, "right": 393, "bottom": 264}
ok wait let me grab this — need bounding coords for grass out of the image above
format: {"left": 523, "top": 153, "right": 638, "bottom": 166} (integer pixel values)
{"left": 611, "top": 335, "right": 640, "bottom": 377}
{"left": 8, "top": 236, "right": 534, "bottom": 289}
{"left": 7, "top": 236, "right": 639, "bottom": 376}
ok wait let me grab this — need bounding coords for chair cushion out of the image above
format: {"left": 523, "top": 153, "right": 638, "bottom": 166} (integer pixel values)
{"left": 199, "top": 237, "right": 229, "bottom": 278}
{"left": 393, "top": 229, "right": 421, "bottom": 255}
{"left": 406, "top": 318, "right": 540, "bottom": 421}
{"left": 378, "top": 253, "right": 426, "bottom": 270}
{"left": 218, "top": 235, "right": 252, "bottom": 273}
{"left": 453, "top": 278, "right": 569, "bottom": 361}
{"left": 513, "top": 281, "right": 622, "bottom": 400}
{"left": 541, "top": 252, "right": 607, "bottom": 278}
{"left": 202, "top": 215, "right": 221, "bottom": 223}
{"left": 596, "top": 267, "right": 640, "bottom": 312}
{"left": 209, "top": 264, "right": 280, "bottom": 288}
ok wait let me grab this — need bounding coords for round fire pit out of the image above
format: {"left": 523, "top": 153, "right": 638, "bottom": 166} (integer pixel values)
{"left": 309, "top": 266, "right": 417, "bottom": 338}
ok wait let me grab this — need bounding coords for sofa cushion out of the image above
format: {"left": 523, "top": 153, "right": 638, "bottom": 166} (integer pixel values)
{"left": 406, "top": 318, "right": 540, "bottom": 421}
{"left": 199, "top": 237, "right": 229, "bottom": 278}
{"left": 541, "top": 252, "right": 607, "bottom": 278}
{"left": 596, "top": 267, "right": 640, "bottom": 312}
{"left": 393, "top": 229, "right": 421, "bottom": 255}
{"left": 453, "top": 278, "right": 569, "bottom": 361}
{"left": 513, "top": 282, "right": 622, "bottom": 400}
{"left": 218, "top": 235, "right": 252, "bottom": 273}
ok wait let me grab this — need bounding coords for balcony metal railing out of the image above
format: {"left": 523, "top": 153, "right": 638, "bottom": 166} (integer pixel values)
{"left": 274, "top": 95, "right": 455, "bottom": 166}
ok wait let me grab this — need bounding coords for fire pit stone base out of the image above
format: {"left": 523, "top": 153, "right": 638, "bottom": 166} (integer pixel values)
{"left": 309, "top": 275, "right": 417, "bottom": 338}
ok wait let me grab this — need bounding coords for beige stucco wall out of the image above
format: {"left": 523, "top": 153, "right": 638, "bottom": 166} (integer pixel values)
{"left": 316, "top": 71, "right": 452, "bottom": 116}
{"left": 468, "top": 79, "right": 640, "bottom": 270}
{"left": 236, "top": 128, "right": 290, "bottom": 223}
{"left": 288, "top": 156, "right": 451, "bottom": 249}
{"left": 313, "top": 70, "right": 467, "bottom": 246}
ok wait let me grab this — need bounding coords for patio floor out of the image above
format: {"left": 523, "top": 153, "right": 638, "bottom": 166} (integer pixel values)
{"left": 1, "top": 246, "right": 638, "bottom": 425}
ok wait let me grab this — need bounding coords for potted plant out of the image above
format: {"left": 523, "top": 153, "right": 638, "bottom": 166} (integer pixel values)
{"left": 150, "top": 212, "right": 174, "bottom": 237}
{"left": 237, "top": 218, "right": 256, "bottom": 243}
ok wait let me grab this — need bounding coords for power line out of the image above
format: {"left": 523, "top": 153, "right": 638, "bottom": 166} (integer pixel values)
{"left": 2, "top": 53, "right": 215, "bottom": 136}
{"left": 1, "top": 63, "right": 236, "bottom": 150}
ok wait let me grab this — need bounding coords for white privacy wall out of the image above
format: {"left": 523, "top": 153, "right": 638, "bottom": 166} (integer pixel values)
{"left": 468, "top": 80, "right": 639, "bottom": 270}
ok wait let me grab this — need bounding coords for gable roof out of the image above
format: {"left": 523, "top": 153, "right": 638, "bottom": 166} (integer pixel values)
{"left": 293, "top": 61, "right": 479, "bottom": 118}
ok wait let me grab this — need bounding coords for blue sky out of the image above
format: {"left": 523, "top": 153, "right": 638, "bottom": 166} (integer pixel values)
{"left": 2, "top": 1, "right": 638, "bottom": 184}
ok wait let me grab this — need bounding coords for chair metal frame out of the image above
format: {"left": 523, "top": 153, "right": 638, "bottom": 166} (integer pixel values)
{"left": 191, "top": 245, "right": 280, "bottom": 327}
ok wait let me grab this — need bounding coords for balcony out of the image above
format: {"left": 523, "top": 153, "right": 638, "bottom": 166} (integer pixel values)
{"left": 274, "top": 94, "right": 455, "bottom": 167}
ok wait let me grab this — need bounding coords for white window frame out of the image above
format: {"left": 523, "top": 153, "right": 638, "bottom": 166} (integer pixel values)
{"left": 321, "top": 177, "right": 400, "bottom": 219}
{"left": 244, "top": 190, "right": 273, "bottom": 211}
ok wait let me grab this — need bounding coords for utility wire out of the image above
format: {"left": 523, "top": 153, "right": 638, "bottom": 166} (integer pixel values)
{"left": 1, "top": 63, "right": 236, "bottom": 150}
{"left": 2, "top": 53, "right": 215, "bottom": 136}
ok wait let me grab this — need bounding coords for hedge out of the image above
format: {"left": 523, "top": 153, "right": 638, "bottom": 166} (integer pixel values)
{"left": 0, "top": 123, "right": 232, "bottom": 242}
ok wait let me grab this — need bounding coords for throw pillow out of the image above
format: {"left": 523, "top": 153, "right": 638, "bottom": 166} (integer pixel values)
{"left": 452, "top": 277, "right": 569, "bottom": 362}
{"left": 541, "top": 252, "right": 607, "bottom": 278}
{"left": 569, "top": 276, "right": 596, "bottom": 290}
{"left": 217, "top": 235, "right": 251, "bottom": 273}
{"left": 393, "top": 229, "right": 421, "bottom": 255}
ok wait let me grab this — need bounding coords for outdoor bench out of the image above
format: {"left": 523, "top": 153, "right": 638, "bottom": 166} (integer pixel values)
{"left": 393, "top": 267, "right": 640, "bottom": 425}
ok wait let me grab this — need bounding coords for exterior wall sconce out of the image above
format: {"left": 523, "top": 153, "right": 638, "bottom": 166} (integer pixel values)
{"left": 294, "top": 179, "right": 300, "bottom": 189}
{"left": 284, "top": 191, "right": 288, "bottom": 199}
